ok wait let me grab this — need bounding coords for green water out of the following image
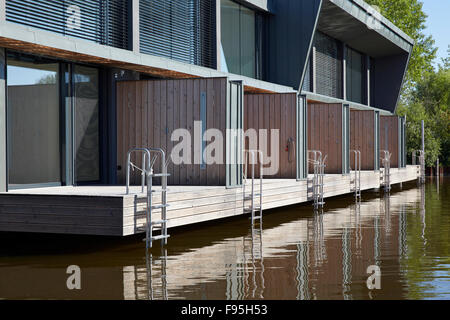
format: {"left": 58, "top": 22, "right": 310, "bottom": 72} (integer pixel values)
{"left": 0, "top": 178, "right": 448, "bottom": 300}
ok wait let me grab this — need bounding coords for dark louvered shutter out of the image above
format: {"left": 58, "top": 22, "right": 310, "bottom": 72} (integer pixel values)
{"left": 139, "top": 0, "right": 216, "bottom": 69}
{"left": 314, "top": 32, "right": 343, "bottom": 99}
{"left": 5, "top": 0, "right": 130, "bottom": 49}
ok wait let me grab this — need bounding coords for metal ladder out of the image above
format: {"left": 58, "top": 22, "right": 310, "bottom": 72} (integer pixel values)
{"left": 380, "top": 150, "right": 391, "bottom": 192}
{"left": 145, "top": 249, "right": 168, "bottom": 300}
{"left": 350, "top": 150, "right": 362, "bottom": 200}
{"left": 126, "top": 148, "right": 171, "bottom": 249}
{"left": 413, "top": 150, "right": 426, "bottom": 184}
{"left": 243, "top": 150, "right": 263, "bottom": 225}
{"left": 307, "top": 151, "right": 327, "bottom": 209}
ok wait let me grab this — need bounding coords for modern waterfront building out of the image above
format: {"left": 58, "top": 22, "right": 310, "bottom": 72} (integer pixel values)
{"left": 0, "top": 0, "right": 417, "bottom": 236}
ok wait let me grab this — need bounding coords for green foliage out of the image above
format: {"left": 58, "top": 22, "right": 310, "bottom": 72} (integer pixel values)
{"left": 440, "top": 45, "right": 450, "bottom": 70}
{"left": 365, "top": 0, "right": 437, "bottom": 97}
{"left": 36, "top": 74, "right": 56, "bottom": 85}
{"left": 397, "top": 102, "right": 440, "bottom": 166}
{"left": 414, "top": 68, "right": 450, "bottom": 166}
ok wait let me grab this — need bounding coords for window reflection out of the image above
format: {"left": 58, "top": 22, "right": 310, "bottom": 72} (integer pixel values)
{"left": 7, "top": 54, "right": 61, "bottom": 187}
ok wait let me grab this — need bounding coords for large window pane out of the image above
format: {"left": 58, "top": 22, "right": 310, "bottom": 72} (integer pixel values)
{"left": 240, "top": 6, "right": 255, "bottom": 78}
{"left": 7, "top": 54, "right": 61, "bottom": 187}
{"left": 221, "top": 0, "right": 257, "bottom": 78}
{"left": 74, "top": 65, "right": 100, "bottom": 183}
{"left": 221, "top": 0, "right": 240, "bottom": 74}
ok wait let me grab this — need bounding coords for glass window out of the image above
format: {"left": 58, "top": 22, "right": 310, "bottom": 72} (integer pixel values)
{"left": 73, "top": 65, "right": 100, "bottom": 183}
{"left": 240, "top": 6, "right": 256, "bottom": 77}
{"left": 7, "top": 54, "right": 61, "bottom": 187}
{"left": 346, "top": 47, "right": 365, "bottom": 104}
{"left": 221, "top": 0, "right": 257, "bottom": 78}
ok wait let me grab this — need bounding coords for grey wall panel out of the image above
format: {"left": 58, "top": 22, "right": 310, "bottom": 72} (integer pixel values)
{"left": 266, "top": 0, "right": 322, "bottom": 90}
{"left": 371, "top": 52, "right": 409, "bottom": 113}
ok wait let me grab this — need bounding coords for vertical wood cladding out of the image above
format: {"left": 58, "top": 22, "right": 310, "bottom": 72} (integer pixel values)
{"left": 117, "top": 78, "right": 227, "bottom": 186}
{"left": 380, "top": 116, "right": 399, "bottom": 168}
{"left": 307, "top": 102, "right": 343, "bottom": 174}
{"left": 244, "top": 93, "right": 297, "bottom": 179}
{"left": 350, "top": 110, "right": 376, "bottom": 170}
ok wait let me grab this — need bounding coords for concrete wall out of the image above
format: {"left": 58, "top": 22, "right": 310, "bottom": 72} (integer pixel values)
{"left": 0, "top": 48, "right": 5, "bottom": 192}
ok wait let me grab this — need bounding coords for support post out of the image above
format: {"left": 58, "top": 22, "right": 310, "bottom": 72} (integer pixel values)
{"left": 342, "top": 104, "right": 350, "bottom": 175}
{"left": 0, "top": 48, "right": 6, "bottom": 192}
{"left": 131, "top": 0, "right": 140, "bottom": 53}
{"left": 374, "top": 111, "right": 380, "bottom": 171}
{"left": 0, "top": 0, "right": 5, "bottom": 23}
{"left": 216, "top": 0, "right": 221, "bottom": 71}
{"left": 342, "top": 44, "right": 347, "bottom": 100}
{"left": 421, "top": 120, "right": 425, "bottom": 153}
{"left": 312, "top": 46, "right": 317, "bottom": 94}
{"left": 297, "top": 95, "right": 307, "bottom": 180}
{"left": 437, "top": 158, "right": 439, "bottom": 177}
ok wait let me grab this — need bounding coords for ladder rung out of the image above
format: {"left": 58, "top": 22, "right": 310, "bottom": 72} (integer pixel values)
{"left": 244, "top": 194, "right": 261, "bottom": 200}
{"left": 151, "top": 204, "right": 169, "bottom": 210}
{"left": 151, "top": 189, "right": 169, "bottom": 193}
{"left": 151, "top": 173, "right": 171, "bottom": 177}
{"left": 143, "top": 235, "right": 170, "bottom": 242}
{"left": 244, "top": 207, "right": 261, "bottom": 213}
{"left": 151, "top": 235, "right": 170, "bottom": 241}
{"left": 150, "top": 219, "right": 167, "bottom": 225}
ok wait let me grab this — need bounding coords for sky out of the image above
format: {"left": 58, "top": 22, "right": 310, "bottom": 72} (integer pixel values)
{"left": 422, "top": 0, "right": 450, "bottom": 66}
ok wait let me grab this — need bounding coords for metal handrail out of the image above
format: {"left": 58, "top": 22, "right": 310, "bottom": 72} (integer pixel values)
{"left": 380, "top": 150, "right": 391, "bottom": 192}
{"left": 307, "top": 150, "right": 326, "bottom": 208}
{"left": 244, "top": 150, "right": 264, "bottom": 225}
{"left": 126, "top": 147, "right": 170, "bottom": 249}
{"left": 413, "top": 150, "right": 426, "bottom": 183}
{"left": 350, "top": 150, "right": 362, "bottom": 200}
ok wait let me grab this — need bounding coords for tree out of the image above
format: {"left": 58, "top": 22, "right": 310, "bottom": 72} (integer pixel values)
{"left": 440, "top": 45, "right": 450, "bottom": 70}
{"left": 365, "top": 0, "right": 437, "bottom": 98}
{"left": 413, "top": 68, "right": 450, "bottom": 165}
{"left": 396, "top": 102, "right": 441, "bottom": 166}
{"left": 36, "top": 74, "right": 56, "bottom": 85}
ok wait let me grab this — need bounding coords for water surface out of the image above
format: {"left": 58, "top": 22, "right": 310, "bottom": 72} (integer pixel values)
{"left": 0, "top": 178, "right": 448, "bottom": 300}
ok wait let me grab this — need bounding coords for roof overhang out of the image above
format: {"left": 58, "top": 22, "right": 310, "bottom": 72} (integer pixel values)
{"left": 317, "top": 0, "right": 414, "bottom": 57}
{"left": 0, "top": 22, "right": 294, "bottom": 94}
{"left": 235, "top": 0, "right": 270, "bottom": 12}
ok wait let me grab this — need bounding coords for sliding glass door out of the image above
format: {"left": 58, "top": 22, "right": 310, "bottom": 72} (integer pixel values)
{"left": 7, "top": 54, "right": 61, "bottom": 188}
{"left": 6, "top": 52, "right": 101, "bottom": 189}
{"left": 73, "top": 65, "right": 100, "bottom": 183}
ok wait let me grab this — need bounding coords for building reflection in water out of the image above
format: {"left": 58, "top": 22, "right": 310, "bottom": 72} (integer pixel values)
{"left": 118, "top": 186, "right": 427, "bottom": 300}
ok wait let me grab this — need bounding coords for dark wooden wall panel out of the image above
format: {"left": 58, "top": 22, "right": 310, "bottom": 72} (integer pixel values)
{"left": 244, "top": 93, "right": 297, "bottom": 179}
{"left": 350, "top": 110, "right": 375, "bottom": 170}
{"left": 117, "top": 78, "right": 227, "bottom": 186}
{"left": 380, "top": 116, "right": 399, "bottom": 168}
{"left": 307, "top": 103, "right": 343, "bottom": 174}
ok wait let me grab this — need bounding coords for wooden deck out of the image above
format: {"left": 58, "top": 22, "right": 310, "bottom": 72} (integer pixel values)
{"left": 0, "top": 166, "right": 420, "bottom": 236}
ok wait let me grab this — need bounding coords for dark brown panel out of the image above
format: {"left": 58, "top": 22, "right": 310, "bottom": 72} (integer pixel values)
{"left": 244, "top": 93, "right": 297, "bottom": 179}
{"left": 380, "top": 116, "right": 399, "bottom": 168}
{"left": 116, "top": 78, "right": 228, "bottom": 186}
{"left": 350, "top": 110, "right": 375, "bottom": 170}
{"left": 307, "top": 103, "right": 343, "bottom": 174}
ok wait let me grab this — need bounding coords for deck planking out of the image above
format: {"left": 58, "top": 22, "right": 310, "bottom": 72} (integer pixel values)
{"left": 0, "top": 166, "right": 420, "bottom": 236}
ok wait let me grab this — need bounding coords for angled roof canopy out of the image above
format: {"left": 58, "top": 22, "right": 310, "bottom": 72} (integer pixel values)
{"left": 317, "top": 0, "right": 414, "bottom": 57}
